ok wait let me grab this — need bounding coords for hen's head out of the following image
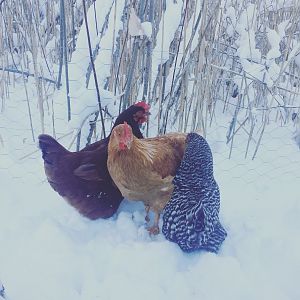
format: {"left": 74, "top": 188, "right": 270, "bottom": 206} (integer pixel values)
{"left": 112, "top": 122, "right": 133, "bottom": 151}
{"left": 132, "top": 101, "right": 151, "bottom": 124}
{"left": 113, "top": 101, "right": 150, "bottom": 139}
{"left": 110, "top": 101, "right": 150, "bottom": 141}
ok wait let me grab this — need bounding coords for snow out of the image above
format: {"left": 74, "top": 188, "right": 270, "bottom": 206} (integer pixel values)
{"left": 266, "top": 28, "right": 281, "bottom": 60}
{"left": 294, "top": 53, "right": 300, "bottom": 68}
{"left": 128, "top": 8, "right": 152, "bottom": 38}
{"left": 235, "top": 4, "right": 261, "bottom": 61}
{"left": 61, "top": 0, "right": 127, "bottom": 139}
{"left": 151, "top": 1, "right": 182, "bottom": 67}
{"left": 1, "top": 121, "right": 300, "bottom": 300}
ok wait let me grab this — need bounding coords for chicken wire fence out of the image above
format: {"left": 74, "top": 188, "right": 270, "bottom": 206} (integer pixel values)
{"left": 1, "top": 0, "right": 300, "bottom": 186}
{"left": 0, "top": 123, "right": 299, "bottom": 188}
{"left": 0, "top": 55, "right": 299, "bottom": 188}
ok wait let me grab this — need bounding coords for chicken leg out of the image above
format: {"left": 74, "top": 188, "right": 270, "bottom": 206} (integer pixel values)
{"left": 145, "top": 204, "right": 150, "bottom": 223}
{"left": 147, "top": 212, "right": 160, "bottom": 235}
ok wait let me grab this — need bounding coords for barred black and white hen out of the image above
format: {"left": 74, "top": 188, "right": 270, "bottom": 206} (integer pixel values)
{"left": 162, "top": 133, "right": 227, "bottom": 253}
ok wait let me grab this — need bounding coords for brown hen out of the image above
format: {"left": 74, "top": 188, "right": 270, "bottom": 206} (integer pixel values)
{"left": 107, "top": 122, "right": 187, "bottom": 234}
{"left": 38, "top": 102, "right": 150, "bottom": 220}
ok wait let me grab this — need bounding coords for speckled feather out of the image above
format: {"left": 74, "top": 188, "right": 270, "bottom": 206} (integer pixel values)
{"left": 162, "top": 133, "right": 227, "bottom": 253}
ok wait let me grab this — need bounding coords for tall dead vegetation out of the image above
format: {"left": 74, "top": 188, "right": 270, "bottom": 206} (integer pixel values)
{"left": 1, "top": 0, "right": 300, "bottom": 157}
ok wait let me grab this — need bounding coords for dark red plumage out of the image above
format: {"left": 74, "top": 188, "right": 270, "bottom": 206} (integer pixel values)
{"left": 38, "top": 102, "right": 150, "bottom": 219}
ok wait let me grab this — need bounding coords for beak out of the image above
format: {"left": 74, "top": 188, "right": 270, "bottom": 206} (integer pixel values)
{"left": 119, "top": 142, "right": 127, "bottom": 150}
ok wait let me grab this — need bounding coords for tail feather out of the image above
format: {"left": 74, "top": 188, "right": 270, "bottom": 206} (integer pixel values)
{"left": 38, "top": 134, "right": 68, "bottom": 164}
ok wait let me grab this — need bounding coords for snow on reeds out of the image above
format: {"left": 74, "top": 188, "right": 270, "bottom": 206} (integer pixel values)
{"left": 1, "top": 0, "right": 300, "bottom": 156}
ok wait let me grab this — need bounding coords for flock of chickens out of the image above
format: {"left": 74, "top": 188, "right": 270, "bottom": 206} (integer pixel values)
{"left": 39, "top": 101, "right": 226, "bottom": 253}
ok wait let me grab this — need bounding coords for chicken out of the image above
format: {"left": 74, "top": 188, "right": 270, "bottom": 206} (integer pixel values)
{"left": 162, "top": 133, "right": 227, "bottom": 253}
{"left": 38, "top": 102, "right": 150, "bottom": 220}
{"left": 107, "top": 122, "right": 187, "bottom": 234}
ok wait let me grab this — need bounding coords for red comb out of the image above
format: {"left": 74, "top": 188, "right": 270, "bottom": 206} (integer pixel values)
{"left": 134, "top": 101, "right": 150, "bottom": 112}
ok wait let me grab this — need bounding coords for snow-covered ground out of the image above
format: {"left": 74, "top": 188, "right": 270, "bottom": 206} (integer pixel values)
{"left": 0, "top": 119, "right": 299, "bottom": 300}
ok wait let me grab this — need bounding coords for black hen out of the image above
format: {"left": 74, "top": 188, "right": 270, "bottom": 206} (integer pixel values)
{"left": 38, "top": 102, "right": 150, "bottom": 220}
{"left": 162, "top": 133, "right": 227, "bottom": 253}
